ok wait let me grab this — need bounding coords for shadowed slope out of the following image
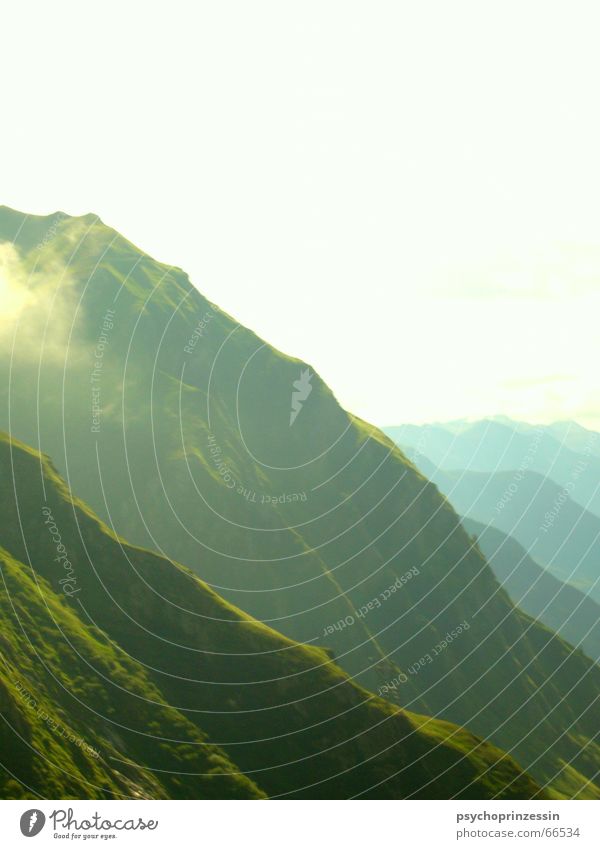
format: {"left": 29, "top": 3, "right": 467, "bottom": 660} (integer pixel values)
{"left": 0, "top": 432, "right": 544, "bottom": 800}
{"left": 1, "top": 208, "right": 599, "bottom": 798}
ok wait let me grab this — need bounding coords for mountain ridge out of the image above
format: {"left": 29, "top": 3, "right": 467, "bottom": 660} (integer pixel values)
{"left": 0, "top": 430, "right": 545, "bottom": 800}
{"left": 2, "top": 207, "right": 600, "bottom": 798}
{"left": 384, "top": 418, "right": 600, "bottom": 518}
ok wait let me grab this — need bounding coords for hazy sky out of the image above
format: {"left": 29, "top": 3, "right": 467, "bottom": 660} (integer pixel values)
{"left": 2, "top": 1, "right": 600, "bottom": 428}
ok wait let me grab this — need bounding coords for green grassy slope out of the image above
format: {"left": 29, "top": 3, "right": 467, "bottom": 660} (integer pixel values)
{"left": 1, "top": 207, "right": 599, "bottom": 798}
{"left": 0, "top": 551, "right": 264, "bottom": 800}
{"left": 0, "top": 432, "right": 544, "bottom": 799}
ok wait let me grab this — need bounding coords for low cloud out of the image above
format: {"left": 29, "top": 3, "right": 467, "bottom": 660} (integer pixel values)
{"left": 0, "top": 241, "right": 82, "bottom": 364}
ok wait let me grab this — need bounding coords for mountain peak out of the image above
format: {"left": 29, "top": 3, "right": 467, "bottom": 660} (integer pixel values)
{"left": 0, "top": 205, "right": 105, "bottom": 253}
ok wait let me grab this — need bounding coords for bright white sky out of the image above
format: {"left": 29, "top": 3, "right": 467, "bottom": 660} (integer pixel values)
{"left": 2, "top": 1, "right": 600, "bottom": 429}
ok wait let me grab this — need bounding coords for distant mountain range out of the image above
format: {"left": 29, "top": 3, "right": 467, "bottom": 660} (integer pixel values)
{"left": 2, "top": 207, "right": 600, "bottom": 798}
{"left": 462, "top": 518, "right": 600, "bottom": 663}
{"left": 384, "top": 419, "right": 600, "bottom": 652}
{"left": 385, "top": 418, "right": 600, "bottom": 517}
{"left": 411, "top": 464, "right": 600, "bottom": 602}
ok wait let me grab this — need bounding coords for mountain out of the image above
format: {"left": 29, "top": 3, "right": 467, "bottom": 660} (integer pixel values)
{"left": 0, "top": 432, "right": 543, "bottom": 800}
{"left": 384, "top": 419, "right": 600, "bottom": 518}
{"left": 404, "top": 458, "right": 600, "bottom": 603}
{"left": 2, "top": 207, "right": 600, "bottom": 798}
{"left": 546, "top": 421, "right": 600, "bottom": 460}
{"left": 462, "top": 518, "right": 600, "bottom": 662}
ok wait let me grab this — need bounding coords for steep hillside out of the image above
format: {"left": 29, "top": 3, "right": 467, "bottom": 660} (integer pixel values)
{"left": 0, "top": 545, "right": 264, "bottom": 800}
{"left": 1, "top": 207, "right": 600, "bottom": 798}
{"left": 404, "top": 458, "right": 600, "bottom": 601}
{"left": 0, "top": 432, "right": 542, "bottom": 800}
{"left": 463, "top": 518, "right": 600, "bottom": 662}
